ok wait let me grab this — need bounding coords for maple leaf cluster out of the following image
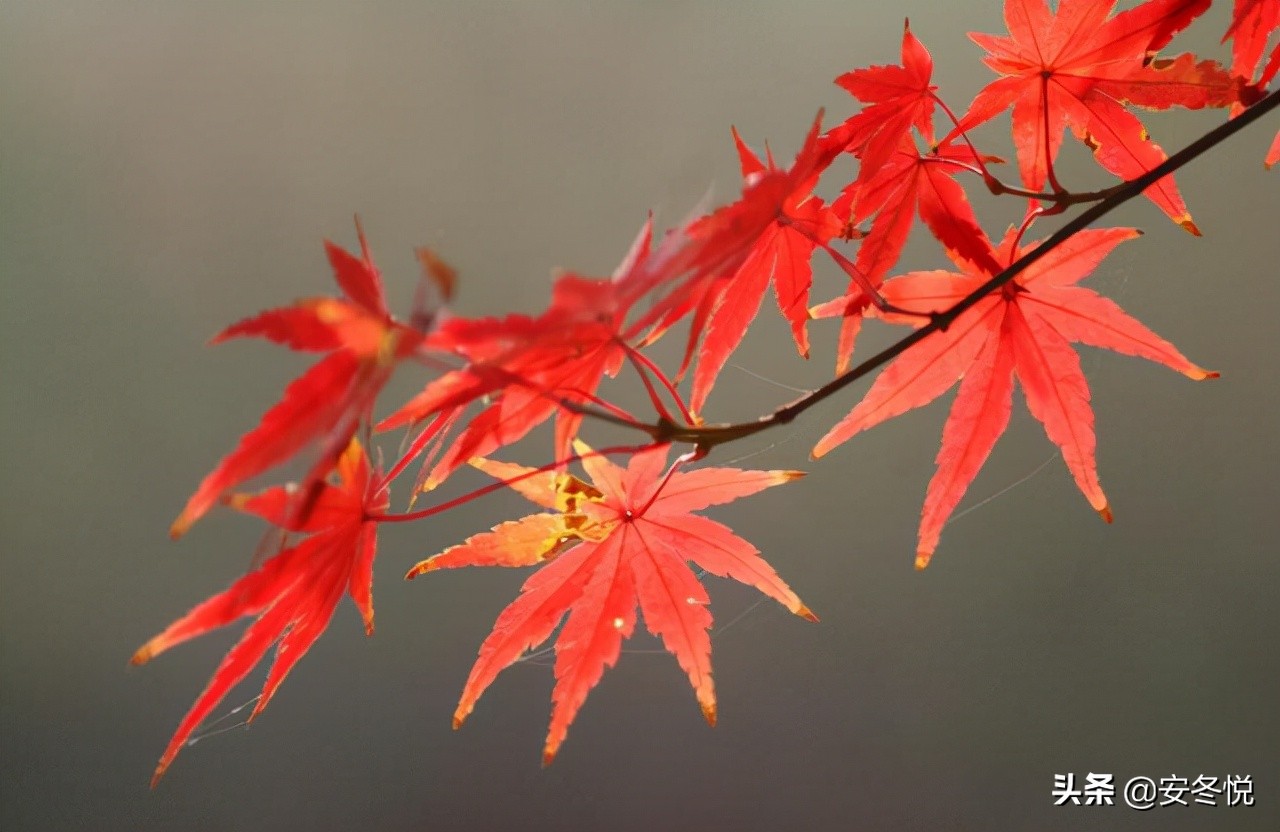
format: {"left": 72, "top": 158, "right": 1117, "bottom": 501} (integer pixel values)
{"left": 135, "top": 0, "right": 1276, "bottom": 781}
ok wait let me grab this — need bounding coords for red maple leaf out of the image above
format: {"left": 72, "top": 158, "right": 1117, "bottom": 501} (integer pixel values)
{"left": 409, "top": 444, "right": 815, "bottom": 765}
{"left": 376, "top": 219, "right": 658, "bottom": 491}
{"left": 812, "top": 222, "right": 1216, "bottom": 568}
{"left": 134, "top": 440, "right": 387, "bottom": 785}
{"left": 380, "top": 117, "right": 842, "bottom": 484}
{"left": 952, "top": 0, "right": 1246, "bottom": 232}
{"left": 1224, "top": 0, "right": 1280, "bottom": 83}
{"left": 624, "top": 112, "right": 844, "bottom": 414}
{"left": 682, "top": 126, "right": 842, "bottom": 414}
{"left": 812, "top": 136, "right": 1003, "bottom": 373}
{"left": 170, "top": 219, "right": 424, "bottom": 538}
{"left": 628, "top": 111, "right": 843, "bottom": 346}
{"left": 1222, "top": 0, "right": 1280, "bottom": 166}
{"left": 830, "top": 19, "right": 938, "bottom": 189}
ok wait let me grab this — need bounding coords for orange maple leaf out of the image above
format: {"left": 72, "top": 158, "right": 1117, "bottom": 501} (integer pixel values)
{"left": 409, "top": 444, "right": 815, "bottom": 765}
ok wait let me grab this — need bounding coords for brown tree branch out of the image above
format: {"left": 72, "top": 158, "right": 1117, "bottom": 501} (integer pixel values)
{"left": 593, "top": 89, "right": 1280, "bottom": 453}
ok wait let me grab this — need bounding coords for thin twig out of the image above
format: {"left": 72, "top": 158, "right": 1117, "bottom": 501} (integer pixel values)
{"left": 931, "top": 90, "right": 1125, "bottom": 205}
{"left": 369, "top": 443, "right": 657, "bottom": 524}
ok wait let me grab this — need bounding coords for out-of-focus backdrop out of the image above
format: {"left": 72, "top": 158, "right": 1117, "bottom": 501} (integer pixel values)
{"left": 2, "top": 3, "right": 1276, "bottom": 830}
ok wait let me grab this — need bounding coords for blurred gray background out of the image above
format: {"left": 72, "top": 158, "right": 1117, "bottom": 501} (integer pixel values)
{"left": 2, "top": 3, "right": 1276, "bottom": 831}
